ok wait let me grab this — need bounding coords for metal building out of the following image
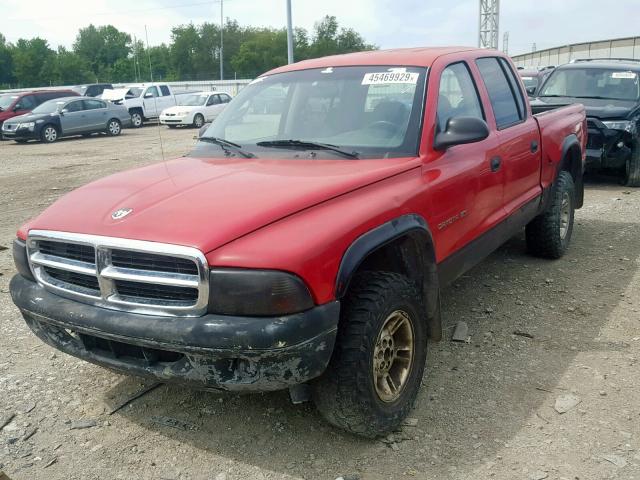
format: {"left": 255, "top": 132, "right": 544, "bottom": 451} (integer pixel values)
{"left": 511, "top": 35, "right": 640, "bottom": 68}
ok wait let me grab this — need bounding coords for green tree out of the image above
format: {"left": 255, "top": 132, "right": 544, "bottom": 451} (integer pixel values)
{"left": 51, "top": 47, "right": 94, "bottom": 85}
{"left": 12, "top": 38, "right": 55, "bottom": 87}
{"left": 73, "top": 25, "right": 131, "bottom": 78}
{"left": 0, "top": 33, "right": 14, "bottom": 86}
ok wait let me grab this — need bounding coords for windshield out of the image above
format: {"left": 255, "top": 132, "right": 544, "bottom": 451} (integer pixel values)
{"left": 179, "top": 94, "right": 208, "bottom": 106}
{"left": 126, "top": 87, "right": 143, "bottom": 98}
{"left": 32, "top": 100, "right": 65, "bottom": 114}
{"left": 200, "top": 66, "right": 427, "bottom": 159}
{"left": 539, "top": 67, "right": 640, "bottom": 101}
{"left": 0, "top": 95, "right": 18, "bottom": 110}
{"left": 521, "top": 76, "right": 538, "bottom": 89}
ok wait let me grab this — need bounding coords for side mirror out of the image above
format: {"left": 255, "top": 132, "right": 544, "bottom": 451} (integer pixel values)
{"left": 59, "top": 109, "right": 68, "bottom": 115}
{"left": 198, "top": 122, "right": 211, "bottom": 138}
{"left": 144, "top": 93, "right": 154, "bottom": 99}
{"left": 434, "top": 117, "right": 490, "bottom": 151}
{"left": 526, "top": 86, "right": 537, "bottom": 96}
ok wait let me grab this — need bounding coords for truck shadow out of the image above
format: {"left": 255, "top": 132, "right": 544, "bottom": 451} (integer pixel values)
{"left": 106, "top": 216, "right": 639, "bottom": 479}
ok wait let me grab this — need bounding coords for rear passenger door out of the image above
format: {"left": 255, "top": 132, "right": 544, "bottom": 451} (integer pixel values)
{"left": 83, "top": 99, "right": 109, "bottom": 130}
{"left": 159, "top": 85, "right": 175, "bottom": 111}
{"left": 476, "top": 57, "right": 542, "bottom": 213}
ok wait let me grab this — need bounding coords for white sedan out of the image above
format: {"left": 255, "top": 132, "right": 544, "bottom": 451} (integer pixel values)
{"left": 159, "top": 92, "right": 232, "bottom": 128}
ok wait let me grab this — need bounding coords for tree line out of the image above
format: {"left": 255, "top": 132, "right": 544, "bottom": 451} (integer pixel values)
{"left": 0, "top": 16, "right": 376, "bottom": 88}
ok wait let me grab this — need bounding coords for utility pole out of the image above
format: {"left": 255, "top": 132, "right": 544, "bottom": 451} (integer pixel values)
{"left": 532, "top": 42, "right": 537, "bottom": 53}
{"left": 220, "top": 0, "right": 224, "bottom": 81}
{"left": 502, "top": 31, "right": 509, "bottom": 54}
{"left": 478, "top": 0, "right": 499, "bottom": 49}
{"left": 286, "top": 0, "right": 294, "bottom": 64}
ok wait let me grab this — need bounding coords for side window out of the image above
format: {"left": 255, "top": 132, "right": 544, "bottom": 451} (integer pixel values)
{"left": 84, "top": 99, "right": 106, "bottom": 110}
{"left": 206, "top": 95, "right": 219, "bottom": 106}
{"left": 476, "top": 57, "right": 521, "bottom": 129}
{"left": 220, "top": 94, "right": 231, "bottom": 103}
{"left": 499, "top": 58, "right": 527, "bottom": 120}
{"left": 65, "top": 101, "right": 85, "bottom": 113}
{"left": 145, "top": 86, "right": 159, "bottom": 98}
{"left": 160, "top": 85, "right": 170, "bottom": 96}
{"left": 16, "top": 95, "right": 37, "bottom": 110}
{"left": 437, "top": 62, "right": 484, "bottom": 132}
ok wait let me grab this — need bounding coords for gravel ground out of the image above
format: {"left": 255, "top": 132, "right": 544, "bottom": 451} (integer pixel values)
{"left": 0, "top": 127, "right": 639, "bottom": 480}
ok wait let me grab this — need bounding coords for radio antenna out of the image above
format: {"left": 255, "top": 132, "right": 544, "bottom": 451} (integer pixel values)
{"left": 144, "top": 25, "right": 167, "bottom": 164}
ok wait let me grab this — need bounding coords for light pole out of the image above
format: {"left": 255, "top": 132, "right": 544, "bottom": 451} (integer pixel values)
{"left": 220, "top": 0, "right": 224, "bottom": 80}
{"left": 286, "top": 0, "right": 294, "bottom": 64}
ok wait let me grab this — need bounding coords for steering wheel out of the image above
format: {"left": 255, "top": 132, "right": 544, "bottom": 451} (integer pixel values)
{"left": 366, "top": 120, "right": 399, "bottom": 137}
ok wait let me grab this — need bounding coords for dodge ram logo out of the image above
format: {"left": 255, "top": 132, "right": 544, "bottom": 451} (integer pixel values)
{"left": 111, "top": 208, "right": 133, "bottom": 220}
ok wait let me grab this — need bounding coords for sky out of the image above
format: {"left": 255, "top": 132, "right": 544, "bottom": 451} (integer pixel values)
{"left": 1, "top": 0, "right": 639, "bottom": 56}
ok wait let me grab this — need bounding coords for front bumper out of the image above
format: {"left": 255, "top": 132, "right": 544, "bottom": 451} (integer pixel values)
{"left": 586, "top": 117, "right": 632, "bottom": 170}
{"left": 10, "top": 274, "right": 340, "bottom": 392}
{"left": 1, "top": 125, "right": 38, "bottom": 140}
{"left": 160, "top": 114, "right": 191, "bottom": 125}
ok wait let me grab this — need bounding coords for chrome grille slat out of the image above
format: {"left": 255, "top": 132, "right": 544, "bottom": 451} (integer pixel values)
{"left": 27, "top": 231, "right": 209, "bottom": 317}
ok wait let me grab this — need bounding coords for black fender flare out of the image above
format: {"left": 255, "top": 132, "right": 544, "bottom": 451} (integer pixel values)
{"left": 560, "top": 134, "right": 584, "bottom": 208}
{"left": 335, "top": 214, "right": 443, "bottom": 341}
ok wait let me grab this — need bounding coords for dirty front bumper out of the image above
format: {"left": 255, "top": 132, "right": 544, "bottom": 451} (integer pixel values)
{"left": 586, "top": 117, "right": 632, "bottom": 170}
{"left": 10, "top": 274, "right": 339, "bottom": 392}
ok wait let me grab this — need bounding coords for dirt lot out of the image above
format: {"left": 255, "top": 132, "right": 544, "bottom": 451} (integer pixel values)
{"left": 0, "top": 127, "right": 639, "bottom": 480}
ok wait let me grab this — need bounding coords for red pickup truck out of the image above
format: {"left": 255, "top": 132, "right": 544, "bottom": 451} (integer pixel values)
{"left": 10, "top": 47, "right": 586, "bottom": 437}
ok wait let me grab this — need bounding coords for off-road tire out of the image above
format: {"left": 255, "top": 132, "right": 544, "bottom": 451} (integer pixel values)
{"left": 130, "top": 110, "right": 143, "bottom": 128}
{"left": 526, "top": 170, "right": 575, "bottom": 259}
{"left": 193, "top": 113, "right": 205, "bottom": 129}
{"left": 624, "top": 140, "right": 640, "bottom": 187}
{"left": 311, "top": 272, "right": 427, "bottom": 438}
{"left": 106, "top": 119, "right": 122, "bottom": 137}
{"left": 40, "top": 124, "right": 59, "bottom": 143}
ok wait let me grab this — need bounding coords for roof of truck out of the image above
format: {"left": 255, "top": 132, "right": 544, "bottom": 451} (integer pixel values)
{"left": 266, "top": 46, "right": 484, "bottom": 75}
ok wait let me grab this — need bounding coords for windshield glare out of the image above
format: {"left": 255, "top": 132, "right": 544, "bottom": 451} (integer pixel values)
{"left": 201, "top": 66, "right": 427, "bottom": 159}
{"left": 32, "top": 100, "right": 65, "bottom": 114}
{"left": 179, "top": 94, "right": 208, "bottom": 106}
{"left": 539, "top": 68, "right": 640, "bottom": 101}
{"left": 0, "top": 95, "right": 18, "bottom": 110}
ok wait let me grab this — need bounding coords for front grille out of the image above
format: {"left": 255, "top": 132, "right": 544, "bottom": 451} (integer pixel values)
{"left": 79, "top": 333, "right": 183, "bottom": 363}
{"left": 39, "top": 240, "right": 96, "bottom": 263}
{"left": 43, "top": 266, "right": 100, "bottom": 292}
{"left": 111, "top": 249, "right": 198, "bottom": 275}
{"left": 27, "top": 231, "right": 209, "bottom": 317}
{"left": 115, "top": 280, "right": 199, "bottom": 303}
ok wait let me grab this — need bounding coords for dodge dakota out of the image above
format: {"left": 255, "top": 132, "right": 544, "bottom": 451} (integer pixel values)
{"left": 10, "top": 47, "right": 587, "bottom": 437}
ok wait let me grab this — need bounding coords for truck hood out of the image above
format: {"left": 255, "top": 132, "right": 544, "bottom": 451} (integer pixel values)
{"left": 102, "top": 88, "right": 131, "bottom": 101}
{"left": 23, "top": 155, "right": 418, "bottom": 254}
{"left": 532, "top": 96, "right": 637, "bottom": 120}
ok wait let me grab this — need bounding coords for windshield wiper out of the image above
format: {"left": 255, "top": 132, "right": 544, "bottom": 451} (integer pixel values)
{"left": 198, "top": 136, "right": 255, "bottom": 158}
{"left": 537, "top": 94, "right": 568, "bottom": 98}
{"left": 256, "top": 140, "right": 360, "bottom": 159}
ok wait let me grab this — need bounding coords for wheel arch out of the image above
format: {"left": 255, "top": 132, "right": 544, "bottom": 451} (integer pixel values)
{"left": 559, "top": 134, "right": 584, "bottom": 208}
{"left": 335, "top": 214, "right": 442, "bottom": 341}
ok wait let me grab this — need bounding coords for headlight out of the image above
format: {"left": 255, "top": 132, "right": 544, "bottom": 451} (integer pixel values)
{"left": 18, "top": 122, "right": 35, "bottom": 130}
{"left": 602, "top": 120, "right": 636, "bottom": 134}
{"left": 208, "top": 269, "right": 314, "bottom": 316}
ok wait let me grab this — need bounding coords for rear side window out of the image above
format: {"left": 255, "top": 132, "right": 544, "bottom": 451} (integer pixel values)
{"left": 84, "top": 99, "right": 106, "bottom": 110}
{"left": 437, "top": 62, "right": 484, "bottom": 132}
{"left": 476, "top": 57, "right": 522, "bottom": 129}
{"left": 499, "top": 58, "right": 527, "bottom": 119}
{"left": 219, "top": 94, "right": 231, "bottom": 103}
{"left": 160, "top": 85, "right": 170, "bottom": 96}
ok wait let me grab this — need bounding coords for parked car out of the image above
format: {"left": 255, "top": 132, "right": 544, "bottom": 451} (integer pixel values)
{"left": 0, "top": 89, "right": 79, "bottom": 139}
{"left": 2, "top": 96, "right": 131, "bottom": 143}
{"left": 532, "top": 58, "right": 640, "bottom": 186}
{"left": 10, "top": 47, "right": 586, "bottom": 437}
{"left": 102, "top": 83, "right": 177, "bottom": 128}
{"left": 518, "top": 66, "right": 554, "bottom": 96}
{"left": 160, "top": 91, "right": 232, "bottom": 128}
{"left": 71, "top": 83, "right": 113, "bottom": 98}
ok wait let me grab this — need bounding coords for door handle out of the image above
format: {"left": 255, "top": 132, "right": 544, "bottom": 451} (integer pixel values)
{"left": 490, "top": 156, "right": 502, "bottom": 172}
{"left": 531, "top": 140, "right": 539, "bottom": 153}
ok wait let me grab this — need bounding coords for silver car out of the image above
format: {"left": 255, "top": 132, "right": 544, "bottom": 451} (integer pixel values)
{"left": 1, "top": 96, "right": 132, "bottom": 143}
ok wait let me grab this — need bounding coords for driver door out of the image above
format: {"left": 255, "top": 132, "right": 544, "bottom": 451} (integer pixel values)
{"left": 59, "top": 100, "right": 87, "bottom": 134}
{"left": 143, "top": 86, "right": 159, "bottom": 117}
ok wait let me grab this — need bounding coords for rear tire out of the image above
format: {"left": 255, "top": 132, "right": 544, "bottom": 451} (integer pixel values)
{"left": 312, "top": 272, "right": 427, "bottom": 438}
{"left": 526, "top": 170, "right": 575, "bottom": 259}
{"left": 106, "top": 119, "right": 122, "bottom": 136}
{"left": 624, "top": 140, "right": 640, "bottom": 187}
{"left": 193, "top": 113, "right": 204, "bottom": 129}
{"left": 40, "top": 124, "right": 59, "bottom": 143}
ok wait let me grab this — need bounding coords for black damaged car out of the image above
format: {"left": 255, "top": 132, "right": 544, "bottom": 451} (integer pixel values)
{"left": 532, "top": 59, "right": 640, "bottom": 186}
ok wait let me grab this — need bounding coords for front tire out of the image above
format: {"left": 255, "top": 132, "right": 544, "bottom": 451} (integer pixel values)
{"left": 106, "top": 119, "right": 122, "bottom": 136}
{"left": 130, "top": 110, "right": 143, "bottom": 128}
{"left": 624, "top": 140, "right": 640, "bottom": 187}
{"left": 40, "top": 125, "right": 59, "bottom": 143}
{"left": 526, "top": 170, "right": 575, "bottom": 259}
{"left": 193, "top": 113, "right": 204, "bottom": 129}
{"left": 312, "top": 272, "right": 427, "bottom": 438}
